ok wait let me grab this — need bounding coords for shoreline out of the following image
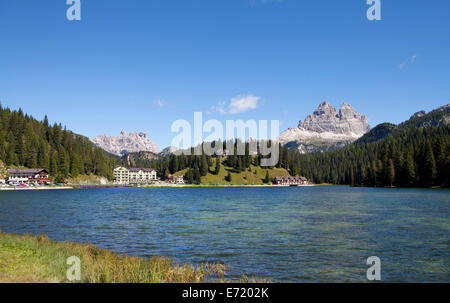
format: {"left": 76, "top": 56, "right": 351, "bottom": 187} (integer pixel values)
{"left": 0, "top": 231, "right": 262, "bottom": 283}
{"left": 0, "top": 186, "right": 73, "bottom": 191}
{"left": 70, "top": 184, "right": 316, "bottom": 189}
{"left": 0, "top": 184, "right": 316, "bottom": 190}
{"left": 1, "top": 184, "right": 445, "bottom": 190}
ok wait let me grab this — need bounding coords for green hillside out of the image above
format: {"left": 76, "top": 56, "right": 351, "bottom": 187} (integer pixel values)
{"left": 0, "top": 105, "right": 117, "bottom": 181}
{"left": 174, "top": 158, "right": 291, "bottom": 185}
{"left": 299, "top": 107, "right": 450, "bottom": 187}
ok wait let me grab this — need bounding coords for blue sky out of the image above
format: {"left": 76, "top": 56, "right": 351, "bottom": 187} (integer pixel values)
{"left": 1, "top": 0, "right": 449, "bottom": 148}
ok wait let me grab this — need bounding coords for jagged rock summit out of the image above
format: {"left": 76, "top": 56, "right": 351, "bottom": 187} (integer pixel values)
{"left": 279, "top": 101, "right": 370, "bottom": 153}
{"left": 92, "top": 131, "right": 161, "bottom": 156}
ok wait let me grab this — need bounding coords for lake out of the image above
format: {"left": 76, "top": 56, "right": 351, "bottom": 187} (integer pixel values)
{"left": 0, "top": 186, "right": 448, "bottom": 282}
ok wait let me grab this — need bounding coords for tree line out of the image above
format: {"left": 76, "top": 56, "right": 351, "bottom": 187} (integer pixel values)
{"left": 0, "top": 105, "right": 115, "bottom": 181}
{"left": 297, "top": 125, "right": 449, "bottom": 187}
{"left": 2, "top": 103, "right": 447, "bottom": 188}
{"left": 144, "top": 124, "right": 449, "bottom": 187}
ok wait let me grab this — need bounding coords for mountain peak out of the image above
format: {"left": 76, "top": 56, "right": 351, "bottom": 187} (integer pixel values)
{"left": 92, "top": 132, "right": 160, "bottom": 156}
{"left": 340, "top": 102, "right": 353, "bottom": 109}
{"left": 280, "top": 101, "right": 371, "bottom": 153}
{"left": 318, "top": 100, "right": 333, "bottom": 108}
{"left": 298, "top": 101, "right": 368, "bottom": 134}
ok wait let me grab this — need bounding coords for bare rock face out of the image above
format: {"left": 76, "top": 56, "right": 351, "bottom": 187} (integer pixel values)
{"left": 411, "top": 111, "right": 426, "bottom": 119}
{"left": 430, "top": 103, "right": 450, "bottom": 114}
{"left": 408, "top": 104, "right": 450, "bottom": 127}
{"left": 299, "top": 101, "right": 370, "bottom": 135}
{"left": 92, "top": 131, "right": 161, "bottom": 156}
{"left": 279, "top": 101, "right": 370, "bottom": 153}
{"left": 158, "top": 146, "right": 180, "bottom": 157}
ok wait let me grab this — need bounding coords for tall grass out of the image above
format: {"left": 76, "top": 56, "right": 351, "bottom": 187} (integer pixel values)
{"left": 0, "top": 231, "right": 229, "bottom": 283}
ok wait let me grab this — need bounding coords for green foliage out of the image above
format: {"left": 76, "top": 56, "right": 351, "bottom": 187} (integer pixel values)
{"left": 263, "top": 170, "right": 270, "bottom": 184}
{"left": 299, "top": 125, "right": 449, "bottom": 187}
{"left": 225, "top": 171, "right": 232, "bottom": 182}
{"left": 0, "top": 232, "right": 226, "bottom": 283}
{"left": 0, "top": 105, "right": 115, "bottom": 180}
{"left": 214, "top": 157, "right": 221, "bottom": 175}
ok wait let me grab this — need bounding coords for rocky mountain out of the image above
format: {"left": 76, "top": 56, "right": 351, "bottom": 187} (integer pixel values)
{"left": 122, "top": 151, "right": 160, "bottom": 167}
{"left": 92, "top": 131, "right": 161, "bottom": 156}
{"left": 356, "top": 103, "right": 449, "bottom": 144}
{"left": 159, "top": 146, "right": 180, "bottom": 157}
{"left": 279, "top": 101, "right": 370, "bottom": 153}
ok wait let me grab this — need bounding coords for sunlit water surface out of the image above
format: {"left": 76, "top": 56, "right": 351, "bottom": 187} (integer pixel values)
{"left": 0, "top": 186, "right": 448, "bottom": 282}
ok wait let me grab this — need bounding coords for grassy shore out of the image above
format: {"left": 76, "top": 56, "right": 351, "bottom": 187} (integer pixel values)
{"left": 0, "top": 231, "right": 262, "bottom": 283}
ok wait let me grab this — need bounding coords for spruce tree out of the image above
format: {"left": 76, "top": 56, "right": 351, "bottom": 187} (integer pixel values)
{"left": 264, "top": 171, "right": 270, "bottom": 184}
{"left": 200, "top": 154, "right": 208, "bottom": 176}
{"left": 387, "top": 159, "right": 395, "bottom": 186}
{"left": 214, "top": 158, "right": 221, "bottom": 175}
{"left": 225, "top": 171, "right": 232, "bottom": 182}
{"left": 424, "top": 141, "right": 437, "bottom": 184}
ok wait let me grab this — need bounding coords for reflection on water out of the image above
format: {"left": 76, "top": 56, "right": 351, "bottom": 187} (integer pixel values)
{"left": 0, "top": 186, "right": 448, "bottom": 282}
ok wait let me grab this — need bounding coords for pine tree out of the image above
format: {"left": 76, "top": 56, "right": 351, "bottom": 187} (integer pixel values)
{"left": 200, "top": 154, "right": 208, "bottom": 176}
{"left": 194, "top": 167, "right": 201, "bottom": 184}
{"left": 214, "top": 158, "right": 221, "bottom": 175}
{"left": 424, "top": 141, "right": 437, "bottom": 184}
{"left": 349, "top": 169, "right": 355, "bottom": 186}
{"left": 387, "top": 159, "right": 395, "bottom": 186}
{"left": 264, "top": 171, "right": 270, "bottom": 184}
{"left": 225, "top": 171, "right": 232, "bottom": 182}
{"left": 404, "top": 153, "right": 416, "bottom": 185}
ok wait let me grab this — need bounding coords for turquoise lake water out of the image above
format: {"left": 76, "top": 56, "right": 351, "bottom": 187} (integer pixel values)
{"left": 0, "top": 186, "right": 448, "bottom": 282}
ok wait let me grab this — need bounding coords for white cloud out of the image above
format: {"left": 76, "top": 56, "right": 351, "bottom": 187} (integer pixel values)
{"left": 211, "top": 94, "right": 261, "bottom": 115}
{"left": 210, "top": 101, "right": 227, "bottom": 115}
{"left": 154, "top": 99, "right": 166, "bottom": 107}
{"left": 229, "top": 94, "right": 260, "bottom": 114}
{"left": 399, "top": 55, "right": 418, "bottom": 70}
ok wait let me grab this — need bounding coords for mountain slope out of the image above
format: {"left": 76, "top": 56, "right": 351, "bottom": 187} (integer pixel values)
{"left": 297, "top": 104, "right": 450, "bottom": 187}
{"left": 174, "top": 158, "right": 292, "bottom": 185}
{"left": 92, "top": 131, "right": 160, "bottom": 156}
{"left": 0, "top": 105, "right": 115, "bottom": 181}
{"left": 279, "top": 101, "right": 370, "bottom": 153}
{"left": 355, "top": 123, "right": 396, "bottom": 144}
{"left": 122, "top": 151, "right": 160, "bottom": 167}
{"left": 356, "top": 104, "right": 450, "bottom": 144}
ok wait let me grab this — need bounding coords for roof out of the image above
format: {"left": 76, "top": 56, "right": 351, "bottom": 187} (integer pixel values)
{"left": 274, "top": 176, "right": 307, "bottom": 181}
{"left": 113, "top": 166, "right": 155, "bottom": 172}
{"left": 129, "top": 168, "right": 155, "bottom": 172}
{"left": 113, "top": 165, "right": 127, "bottom": 169}
{"left": 8, "top": 168, "right": 48, "bottom": 174}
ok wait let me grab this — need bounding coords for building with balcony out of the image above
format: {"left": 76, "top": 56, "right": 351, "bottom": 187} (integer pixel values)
{"left": 7, "top": 168, "right": 50, "bottom": 184}
{"left": 273, "top": 176, "right": 308, "bottom": 186}
{"left": 167, "top": 175, "right": 184, "bottom": 184}
{"left": 113, "top": 166, "right": 157, "bottom": 185}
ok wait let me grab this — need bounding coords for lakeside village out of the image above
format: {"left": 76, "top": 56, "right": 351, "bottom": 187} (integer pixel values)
{"left": 0, "top": 166, "right": 310, "bottom": 188}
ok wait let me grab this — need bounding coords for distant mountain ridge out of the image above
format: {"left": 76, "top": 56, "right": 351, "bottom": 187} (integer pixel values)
{"left": 92, "top": 131, "right": 161, "bottom": 156}
{"left": 356, "top": 103, "right": 450, "bottom": 144}
{"left": 279, "top": 101, "right": 370, "bottom": 153}
{"left": 298, "top": 103, "right": 450, "bottom": 187}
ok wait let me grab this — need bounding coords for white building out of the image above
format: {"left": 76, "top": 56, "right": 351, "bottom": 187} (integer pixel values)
{"left": 113, "top": 166, "right": 157, "bottom": 185}
{"left": 168, "top": 175, "right": 184, "bottom": 184}
{"left": 129, "top": 168, "right": 157, "bottom": 184}
{"left": 113, "top": 166, "right": 130, "bottom": 184}
{"left": 7, "top": 168, "right": 50, "bottom": 184}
